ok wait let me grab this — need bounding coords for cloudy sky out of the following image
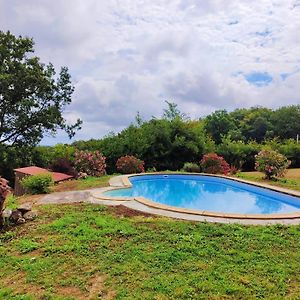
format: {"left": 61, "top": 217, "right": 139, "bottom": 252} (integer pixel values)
{"left": 1, "top": 0, "right": 300, "bottom": 144}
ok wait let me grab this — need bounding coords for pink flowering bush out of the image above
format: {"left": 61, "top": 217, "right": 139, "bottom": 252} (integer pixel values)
{"left": 74, "top": 150, "right": 106, "bottom": 177}
{"left": 200, "top": 153, "right": 231, "bottom": 175}
{"left": 1, "top": 176, "right": 11, "bottom": 225}
{"left": 116, "top": 155, "right": 145, "bottom": 174}
{"left": 255, "top": 150, "right": 290, "bottom": 180}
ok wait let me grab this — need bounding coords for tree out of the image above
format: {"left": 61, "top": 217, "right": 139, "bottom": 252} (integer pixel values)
{"left": 204, "top": 110, "right": 236, "bottom": 144}
{"left": 163, "top": 101, "right": 188, "bottom": 121}
{"left": 237, "top": 107, "right": 273, "bottom": 142}
{"left": 0, "top": 31, "right": 82, "bottom": 147}
{"left": 271, "top": 105, "right": 300, "bottom": 140}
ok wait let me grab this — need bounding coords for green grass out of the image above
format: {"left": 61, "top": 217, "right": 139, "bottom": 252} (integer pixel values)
{"left": 77, "top": 175, "right": 114, "bottom": 189}
{"left": 52, "top": 175, "right": 114, "bottom": 192}
{"left": 1, "top": 204, "right": 300, "bottom": 299}
{"left": 236, "top": 170, "right": 300, "bottom": 191}
{"left": 4, "top": 194, "right": 18, "bottom": 210}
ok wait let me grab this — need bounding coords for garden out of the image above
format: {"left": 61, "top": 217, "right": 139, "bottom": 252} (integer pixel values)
{"left": 1, "top": 31, "right": 300, "bottom": 299}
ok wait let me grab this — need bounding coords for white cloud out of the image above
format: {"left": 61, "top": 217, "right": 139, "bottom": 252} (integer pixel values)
{"left": 0, "top": 0, "right": 299, "bottom": 144}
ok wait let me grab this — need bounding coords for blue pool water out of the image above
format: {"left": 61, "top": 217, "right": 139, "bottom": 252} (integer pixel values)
{"left": 104, "top": 174, "right": 300, "bottom": 215}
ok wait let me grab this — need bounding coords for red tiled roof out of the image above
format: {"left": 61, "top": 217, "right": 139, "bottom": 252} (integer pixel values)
{"left": 14, "top": 166, "right": 73, "bottom": 182}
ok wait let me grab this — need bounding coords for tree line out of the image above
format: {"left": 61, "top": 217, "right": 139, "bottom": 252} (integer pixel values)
{"left": 1, "top": 103, "right": 300, "bottom": 183}
{"left": 72, "top": 103, "right": 300, "bottom": 173}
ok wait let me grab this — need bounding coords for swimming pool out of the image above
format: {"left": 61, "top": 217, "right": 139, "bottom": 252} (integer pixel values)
{"left": 104, "top": 174, "right": 300, "bottom": 216}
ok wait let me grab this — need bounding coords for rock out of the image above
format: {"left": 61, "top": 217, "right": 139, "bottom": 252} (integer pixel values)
{"left": 23, "top": 210, "right": 38, "bottom": 221}
{"left": 78, "top": 172, "right": 88, "bottom": 179}
{"left": 17, "top": 203, "right": 32, "bottom": 213}
{"left": 10, "top": 209, "right": 23, "bottom": 222}
{"left": 2, "top": 209, "right": 12, "bottom": 218}
{"left": 16, "top": 217, "right": 26, "bottom": 224}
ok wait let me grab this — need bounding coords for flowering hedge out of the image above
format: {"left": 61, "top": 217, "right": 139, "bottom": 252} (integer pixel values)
{"left": 255, "top": 150, "right": 290, "bottom": 179}
{"left": 116, "top": 155, "right": 145, "bottom": 174}
{"left": 74, "top": 150, "right": 106, "bottom": 177}
{"left": 200, "top": 153, "right": 231, "bottom": 175}
{"left": 1, "top": 176, "right": 11, "bottom": 225}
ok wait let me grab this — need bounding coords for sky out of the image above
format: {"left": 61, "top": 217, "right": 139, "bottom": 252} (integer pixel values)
{"left": 1, "top": 0, "right": 300, "bottom": 145}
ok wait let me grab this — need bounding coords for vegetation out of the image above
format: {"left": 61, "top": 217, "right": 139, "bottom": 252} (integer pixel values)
{"left": 236, "top": 169, "right": 300, "bottom": 192}
{"left": 181, "top": 162, "right": 201, "bottom": 173}
{"left": 49, "top": 158, "right": 78, "bottom": 177}
{"left": 116, "top": 155, "right": 145, "bottom": 174}
{"left": 52, "top": 175, "right": 114, "bottom": 192}
{"left": 0, "top": 31, "right": 81, "bottom": 147}
{"left": 0, "top": 176, "right": 10, "bottom": 225}
{"left": 74, "top": 150, "right": 106, "bottom": 177}
{"left": 1, "top": 102, "right": 300, "bottom": 183}
{"left": 200, "top": 153, "right": 231, "bottom": 175}
{"left": 255, "top": 150, "right": 291, "bottom": 180}
{"left": 21, "top": 174, "right": 54, "bottom": 194}
{"left": 0, "top": 204, "right": 300, "bottom": 299}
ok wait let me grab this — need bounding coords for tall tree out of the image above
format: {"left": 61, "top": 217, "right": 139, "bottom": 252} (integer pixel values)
{"left": 237, "top": 107, "right": 273, "bottom": 142}
{"left": 204, "top": 110, "right": 236, "bottom": 144}
{"left": 272, "top": 105, "right": 300, "bottom": 139}
{"left": 0, "top": 31, "right": 82, "bottom": 147}
{"left": 163, "top": 101, "right": 188, "bottom": 121}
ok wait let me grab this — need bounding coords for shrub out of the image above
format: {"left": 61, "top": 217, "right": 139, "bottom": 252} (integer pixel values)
{"left": 278, "top": 139, "right": 300, "bottom": 168}
{"left": 200, "top": 153, "right": 231, "bottom": 175}
{"left": 74, "top": 150, "right": 106, "bottom": 177}
{"left": 229, "top": 166, "right": 239, "bottom": 175}
{"left": 0, "top": 176, "right": 11, "bottom": 225}
{"left": 255, "top": 150, "right": 291, "bottom": 179}
{"left": 49, "top": 158, "right": 78, "bottom": 178}
{"left": 116, "top": 155, "right": 145, "bottom": 174}
{"left": 146, "top": 166, "right": 157, "bottom": 173}
{"left": 182, "top": 162, "right": 201, "bottom": 173}
{"left": 21, "top": 174, "right": 54, "bottom": 194}
{"left": 34, "top": 144, "right": 76, "bottom": 168}
{"left": 217, "top": 137, "right": 260, "bottom": 171}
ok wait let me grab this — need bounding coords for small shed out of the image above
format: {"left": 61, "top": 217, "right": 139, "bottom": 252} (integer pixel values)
{"left": 14, "top": 166, "right": 74, "bottom": 196}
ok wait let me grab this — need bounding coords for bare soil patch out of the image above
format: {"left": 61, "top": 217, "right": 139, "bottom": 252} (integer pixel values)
{"left": 108, "top": 205, "right": 156, "bottom": 218}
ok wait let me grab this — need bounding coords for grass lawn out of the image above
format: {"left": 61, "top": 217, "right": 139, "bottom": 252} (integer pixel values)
{"left": 2, "top": 170, "right": 300, "bottom": 299}
{"left": 52, "top": 175, "right": 115, "bottom": 193}
{"left": 1, "top": 204, "right": 300, "bottom": 299}
{"left": 236, "top": 168, "right": 300, "bottom": 192}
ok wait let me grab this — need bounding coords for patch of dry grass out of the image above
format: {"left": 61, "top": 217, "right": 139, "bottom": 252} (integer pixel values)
{"left": 237, "top": 168, "right": 300, "bottom": 191}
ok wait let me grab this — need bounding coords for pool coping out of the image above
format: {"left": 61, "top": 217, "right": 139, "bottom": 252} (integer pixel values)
{"left": 92, "top": 172, "right": 300, "bottom": 220}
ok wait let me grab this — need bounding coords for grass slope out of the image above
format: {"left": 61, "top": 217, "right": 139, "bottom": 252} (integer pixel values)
{"left": 52, "top": 175, "right": 114, "bottom": 192}
{"left": 1, "top": 204, "right": 300, "bottom": 299}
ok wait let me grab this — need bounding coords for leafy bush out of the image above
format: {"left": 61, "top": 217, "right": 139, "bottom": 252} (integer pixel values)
{"left": 49, "top": 158, "right": 78, "bottom": 177}
{"left": 21, "top": 174, "right": 54, "bottom": 194}
{"left": 277, "top": 139, "right": 300, "bottom": 168}
{"left": 182, "top": 162, "right": 201, "bottom": 173}
{"left": 255, "top": 150, "right": 291, "bottom": 179}
{"left": 146, "top": 167, "right": 157, "bottom": 173}
{"left": 74, "top": 150, "right": 106, "bottom": 176}
{"left": 33, "top": 144, "right": 76, "bottom": 168}
{"left": 200, "top": 153, "right": 231, "bottom": 175}
{"left": 217, "top": 137, "right": 260, "bottom": 170}
{"left": 116, "top": 155, "right": 145, "bottom": 174}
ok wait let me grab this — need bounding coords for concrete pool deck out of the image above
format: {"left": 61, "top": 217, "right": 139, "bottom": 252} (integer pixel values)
{"left": 37, "top": 173, "right": 300, "bottom": 225}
